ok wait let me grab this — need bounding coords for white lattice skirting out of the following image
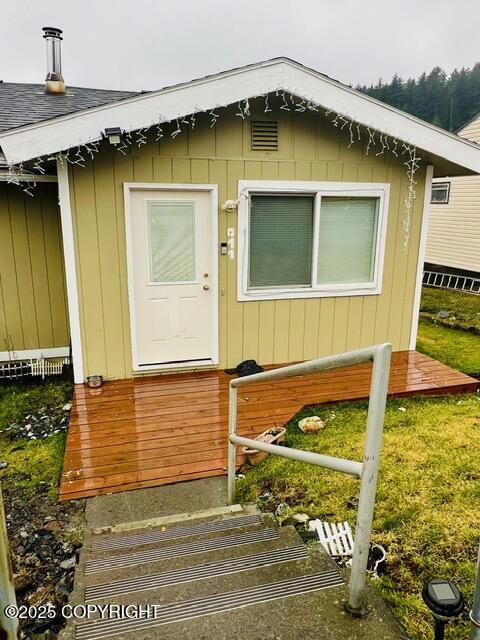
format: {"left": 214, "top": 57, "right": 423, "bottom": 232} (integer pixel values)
{"left": 0, "top": 357, "right": 70, "bottom": 380}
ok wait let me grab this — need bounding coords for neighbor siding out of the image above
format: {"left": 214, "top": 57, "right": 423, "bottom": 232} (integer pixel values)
{"left": 426, "top": 114, "right": 480, "bottom": 274}
{"left": 458, "top": 114, "right": 480, "bottom": 144}
{"left": 426, "top": 176, "right": 480, "bottom": 273}
{"left": 0, "top": 182, "right": 69, "bottom": 354}
{"left": 68, "top": 103, "right": 425, "bottom": 380}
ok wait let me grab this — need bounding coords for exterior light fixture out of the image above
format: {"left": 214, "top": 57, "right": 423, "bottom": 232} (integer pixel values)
{"left": 422, "top": 579, "right": 464, "bottom": 640}
{"left": 103, "top": 127, "right": 122, "bottom": 145}
{"left": 221, "top": 199, "right": 239, "bottom": 213}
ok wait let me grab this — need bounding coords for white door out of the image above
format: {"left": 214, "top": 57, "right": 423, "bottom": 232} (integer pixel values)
{"left": 128, "top": 188, "right": 216, "bottom": 369}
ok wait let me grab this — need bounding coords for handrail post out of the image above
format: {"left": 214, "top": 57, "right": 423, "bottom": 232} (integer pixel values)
{"left": 227, "top": 383, "right": 238, "bottom": 505}
{"left": 346, "top": 343, "right": 392, "bottom": 616}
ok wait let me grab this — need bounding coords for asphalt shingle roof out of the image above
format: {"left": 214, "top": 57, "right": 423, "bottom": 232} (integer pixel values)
{"left": 0, "top": 82, "right": 138, "bottom": 132}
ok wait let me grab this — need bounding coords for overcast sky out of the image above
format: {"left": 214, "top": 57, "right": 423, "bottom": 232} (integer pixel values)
{"left": 1, "top": 0, "right": 478, "bottom": 91}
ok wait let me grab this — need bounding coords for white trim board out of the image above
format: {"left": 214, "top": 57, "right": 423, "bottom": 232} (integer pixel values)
{"left": 237, "top": 180, "right": 390, "bottom": 302}
{"left": 123, "top": 182, "right": 219, "bottom": 373}
{"left": 409, "top": 165, "right": 434, "bottom": 350}
{"left": 56, "top": 159, "right": 85, "bottom": 383}
{"left": 1, "top": 58, "right": 480, "bottom": 175}
{"left": 0, "top": 347, "right": 69, "bottom": 361}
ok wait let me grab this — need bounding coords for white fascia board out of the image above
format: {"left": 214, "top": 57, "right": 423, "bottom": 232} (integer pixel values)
{"left": 282, "top": 65, "right": 480, "bottom": 174}
{"left": 0, "top": 62, "right": 285, "bottom": 165}
{"left": 2, "top": 58, "right": 480, "bottom": 174}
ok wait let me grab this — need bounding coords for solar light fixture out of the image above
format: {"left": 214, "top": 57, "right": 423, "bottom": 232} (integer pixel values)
{"left": 422, "top": 579, "right": 464, "bottom": 640}
{"left": 103, "top": 127, "right": 122, "bottom": 145}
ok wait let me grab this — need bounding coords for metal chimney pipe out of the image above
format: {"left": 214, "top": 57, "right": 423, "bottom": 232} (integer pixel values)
{"left": 42, "top": 27, "right": 65, "bottom": 94}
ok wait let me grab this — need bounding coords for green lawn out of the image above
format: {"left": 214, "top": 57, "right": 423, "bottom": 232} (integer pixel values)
{"left": 417, "top": 317, "right": 480, "bottom": 375}
{"left": 0, "top": 381, "right": 72, "bottom": 499}
{"left": 237, "top": 394, "right": 480, "bottom": 640}
{"left": 420, "top": 286, "right": 480, "bottom": 333}
{"left": 238, "top": 298, "right": 480, "bottom": 640}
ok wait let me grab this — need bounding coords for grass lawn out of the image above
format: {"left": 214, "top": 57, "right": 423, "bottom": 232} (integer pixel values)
{"left": 420, "top": 286, "right": 480, "bottom": 333}
{"left": 417, "top": 317, "right": 480, "bottom": 375}
{"left": 0, "top": 381, "right": 72, "bottom": 499}
{"left": 237, "top": 394, "right": 480, "bottom": 639}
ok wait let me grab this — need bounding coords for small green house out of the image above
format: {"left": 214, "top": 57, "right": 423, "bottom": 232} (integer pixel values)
{"left": 2, "top": 32, "right": 480, "bottom": 383}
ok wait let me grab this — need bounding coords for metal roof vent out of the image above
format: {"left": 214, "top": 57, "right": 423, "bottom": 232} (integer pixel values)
{"left": 251, "top": 121, "right": 278, "bottom": 151}
{"left": 43, "top": 27, "right": 65, "bottom": 94}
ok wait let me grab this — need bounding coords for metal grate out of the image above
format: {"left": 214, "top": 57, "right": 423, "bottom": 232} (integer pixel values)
{"left": 76, "top": 571, "right": 343, "bottom": 639}
{"left": 85, "top": 545, "right": 308, "bottom": 601}
{"left": 423, "top": 270, "right": 480, "bottom": 295}
{"left": 251, "top": 120, "right": 279, "bottom": 150}
{"left": 91, "top": 514, "right": 261, "bottom": 552}
{"left": 85, "top": 528, "right": 279, "bottom": 574}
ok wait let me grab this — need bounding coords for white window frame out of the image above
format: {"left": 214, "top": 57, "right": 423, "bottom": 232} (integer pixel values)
{"left": 237, "top": 180, "right": 390, "bottom": 302}
{"left": 430, "top": 181, "right": 450, "bottom": 204}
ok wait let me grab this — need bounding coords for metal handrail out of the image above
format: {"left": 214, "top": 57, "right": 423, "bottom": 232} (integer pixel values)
{"left": 227, "top": 343, "right": 392, "bottom": 617}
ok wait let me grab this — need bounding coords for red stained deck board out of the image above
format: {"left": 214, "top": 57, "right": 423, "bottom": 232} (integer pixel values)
{"left": 59, "top": 351, "right": 479, "bottom": 500}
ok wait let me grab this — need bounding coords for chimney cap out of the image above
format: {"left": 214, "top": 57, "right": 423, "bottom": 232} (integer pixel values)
{"left": 42, "top": 27, "right": 63, "bottom": 40}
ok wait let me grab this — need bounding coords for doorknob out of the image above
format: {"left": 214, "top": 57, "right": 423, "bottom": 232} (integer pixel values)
{"left": 203, "top": 284, "right": 210, "bottom": 291}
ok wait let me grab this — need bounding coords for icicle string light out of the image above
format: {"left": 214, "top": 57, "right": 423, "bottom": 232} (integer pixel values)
{"left": 7, "top": 89, "right": 421, "bottom": 247}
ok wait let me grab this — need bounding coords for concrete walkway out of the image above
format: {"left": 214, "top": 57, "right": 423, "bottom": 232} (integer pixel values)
{"left": 62, "top": 479, "right": 407, "bottom": 640}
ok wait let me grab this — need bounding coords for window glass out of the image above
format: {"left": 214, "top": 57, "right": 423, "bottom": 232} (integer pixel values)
{"left": 147, "top": 201, "right": 196, "bottom": 283}
{"left": 249, "top": 194, "right": 314, "bottom": 288}
{"left": 431, "top": 183, "right": 450, "bottom": 204}
{"left": 317, "top": 197, "right": 379, "bottom": 284}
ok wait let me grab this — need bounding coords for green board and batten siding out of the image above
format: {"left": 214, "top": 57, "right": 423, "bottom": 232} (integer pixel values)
{"left": 0, "top": 182, "right": 69, "bottom": 354}
{"left": 67, "top": 104, "right": 426, "bottom": 380}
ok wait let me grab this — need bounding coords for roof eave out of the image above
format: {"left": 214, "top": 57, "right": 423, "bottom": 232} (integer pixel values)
{"left": 1, "top": 58, "right": 480, "bottom": 175}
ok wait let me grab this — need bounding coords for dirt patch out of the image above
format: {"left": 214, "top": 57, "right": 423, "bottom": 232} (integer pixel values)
{"left": 4, "top": 483, "right": 85, "bottom": 638}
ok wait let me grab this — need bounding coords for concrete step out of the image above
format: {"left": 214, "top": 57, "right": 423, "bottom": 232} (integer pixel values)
{"left": 84, "top": 477, "right": 230, "bottom": 532}
{"left": 84, "top": 544, "right": 310, "bottom": 602}
{"left": 81, "top": 545, "right": 338, "bottom": 605}
{"left": 74, "top": 546, "right": 345, "bottom": 640}
{"left": 75, "top": 576, "right": 402, "bottom": 640}
{"left": 78, "top": 524, "right": 302, "bottom": 588}
{"left": 88, "top": 511, "right": 264, "bottom": 557}
{"left": 86, "top": 527, "right": 279, "bottom": 573}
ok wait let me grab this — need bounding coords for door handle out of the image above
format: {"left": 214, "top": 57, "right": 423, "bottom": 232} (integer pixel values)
{"left": 203, "top": 284, "right": 210, "bottom": 291}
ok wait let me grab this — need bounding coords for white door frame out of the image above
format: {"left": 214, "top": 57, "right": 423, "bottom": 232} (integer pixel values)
{"left": 57, "top": 158, "right": 84, "bottom": 383}
{"left": 124, "top": 182, "right": 219, "bottom": 372}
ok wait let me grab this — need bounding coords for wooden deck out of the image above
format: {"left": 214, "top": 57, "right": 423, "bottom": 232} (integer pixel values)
{"left": 60, "top": 351, "right": 479, "bottom": 500}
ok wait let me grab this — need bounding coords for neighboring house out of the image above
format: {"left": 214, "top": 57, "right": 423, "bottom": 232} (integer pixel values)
{"left": 426, "top": 114, "right": 480, "bottom": 276}
{"left": 0, "top": 68, "right": 136, "bottom": 367}
{"left": 2, "top": 29, "right": 480, "bottom": 384}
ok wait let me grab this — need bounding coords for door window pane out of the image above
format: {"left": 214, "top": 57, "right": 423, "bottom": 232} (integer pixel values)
{"left": 147, "top": 201, "right": 196, "bottom": 283}
{"left": 317, "top": 197, "right": 379, "bottom": 284}
{"left": 249, "top": 194, "right": 314, "bottom": 288}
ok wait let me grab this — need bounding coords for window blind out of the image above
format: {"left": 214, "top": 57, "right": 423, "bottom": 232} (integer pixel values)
{"left": 317, "top": 197, "right": 379, "bottom": 284}
{"left": 249, "top": 195, "right": 314, "bottom": 288}
{"left": 147, "top": 202, "right": 196, "bottom": 283}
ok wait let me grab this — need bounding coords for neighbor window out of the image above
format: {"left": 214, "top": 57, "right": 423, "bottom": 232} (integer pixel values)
{"left": 238, "top": 181, "right": 388, "bottom": 301}
{"left": 431, "top": 182, "right": 450, "bottom": 204}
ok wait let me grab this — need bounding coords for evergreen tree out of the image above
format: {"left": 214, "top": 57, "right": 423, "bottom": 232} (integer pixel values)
{"left": 357, "top": 65, "right": 480, "bottom": 132}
